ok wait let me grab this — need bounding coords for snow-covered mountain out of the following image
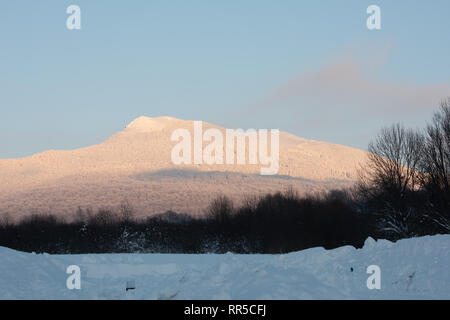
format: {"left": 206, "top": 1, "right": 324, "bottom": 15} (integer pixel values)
{"left": 0, "top": 235, "right": 448, "bottom": 299}
{"left": 0, "top": 116, "right": 368, "bottom": 218}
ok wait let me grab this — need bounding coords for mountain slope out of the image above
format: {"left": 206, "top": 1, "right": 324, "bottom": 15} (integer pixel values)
{"left": 0, "top": 116, "right": 369, "bottom": 218}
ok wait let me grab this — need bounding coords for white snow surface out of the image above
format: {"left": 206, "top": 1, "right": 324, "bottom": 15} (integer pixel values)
{"left": 0, "top": 235, "right": 448, "bottom": 300}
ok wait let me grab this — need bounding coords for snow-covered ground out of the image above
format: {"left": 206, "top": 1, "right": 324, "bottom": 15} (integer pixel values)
{"left": 0, "top": 235, "right": 449, "bottom": 300}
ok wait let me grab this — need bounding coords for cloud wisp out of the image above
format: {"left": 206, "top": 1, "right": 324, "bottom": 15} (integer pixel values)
{"left": 252, "top": 56, "right": 450, "bottom": 115}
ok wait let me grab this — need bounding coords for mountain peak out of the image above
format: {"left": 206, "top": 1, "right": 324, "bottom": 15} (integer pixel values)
{"left": 0, "top": 115, "right": 369, "bottom": 217}
{"left": 125, "top": 116, "right": 181, "bottom": 132}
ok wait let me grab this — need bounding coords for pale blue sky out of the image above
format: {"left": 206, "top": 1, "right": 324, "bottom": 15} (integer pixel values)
{"left": 1, "top": 0, "right": 449, "bottom": 158}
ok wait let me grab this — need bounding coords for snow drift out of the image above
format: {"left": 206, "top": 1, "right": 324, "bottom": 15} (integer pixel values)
{"left": 0, "top": 234, "right": 448, "bottom": 299}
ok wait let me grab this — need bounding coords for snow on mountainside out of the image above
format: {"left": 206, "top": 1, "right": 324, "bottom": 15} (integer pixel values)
{"left": 0, "top": 116, "right": 369, "bottom": 218}
{"left": 0, "top": 235, "right": 448, "bottom": 299}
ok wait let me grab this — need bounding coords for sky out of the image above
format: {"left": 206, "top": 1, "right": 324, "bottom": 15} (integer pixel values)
{"left": 0, "top": 0, "right": 449, "bottom": 158}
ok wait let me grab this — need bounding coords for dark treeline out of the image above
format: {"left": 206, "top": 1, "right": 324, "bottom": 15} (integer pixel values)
{"left": 0, "top": 99, "right": 449, "bottom": 254}
{"left": 0, "top": 190, "right": 373, "bottom": 254}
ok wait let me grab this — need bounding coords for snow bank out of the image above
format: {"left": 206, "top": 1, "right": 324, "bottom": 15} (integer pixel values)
{"left": 0, "top": 235, "right": 448, "bottom": 299}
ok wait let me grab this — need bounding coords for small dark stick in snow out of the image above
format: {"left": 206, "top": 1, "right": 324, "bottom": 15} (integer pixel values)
{"left": 126, "top": 280, "right": 136, "bottom": 292}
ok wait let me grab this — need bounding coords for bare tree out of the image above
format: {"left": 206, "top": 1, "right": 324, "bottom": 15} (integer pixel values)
{"left": 207, "top": 195, "right": 234, "bottom": 224}
{"left": 359, "top": 123, "right": 424, "bottom": 202}
{"left": 420, "top": 99, "right": 450, "bottom": 197}
{"left": 376, "top": 206, "right": 419, "bottom": 238}
{"left": 420, "top": 98, "right": 450, "bottom": 231}
{"left": 119, "top": 200, "right": 135, "bottom": 223}
{"left": 357, "top": 123, "right": 425, "bottom": 238}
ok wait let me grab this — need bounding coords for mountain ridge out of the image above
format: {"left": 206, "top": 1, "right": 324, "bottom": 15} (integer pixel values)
{"left": 0, "top": 116, "right": 369, "bottom": 218}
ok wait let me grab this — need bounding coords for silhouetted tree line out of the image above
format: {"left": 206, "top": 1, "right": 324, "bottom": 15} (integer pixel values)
{"left": 0, "top": 190, "right": 371, "bottom": 254}
{"left": 357, "top": 98, "right": 450, "bottom": 240}
{"left": 0, "top": 99, "right": 449, "bottom": 254}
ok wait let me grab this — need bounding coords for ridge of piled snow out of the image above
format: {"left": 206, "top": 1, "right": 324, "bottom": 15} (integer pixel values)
{"left": 0, "top": 235, "right": 448, "bottom": 299}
